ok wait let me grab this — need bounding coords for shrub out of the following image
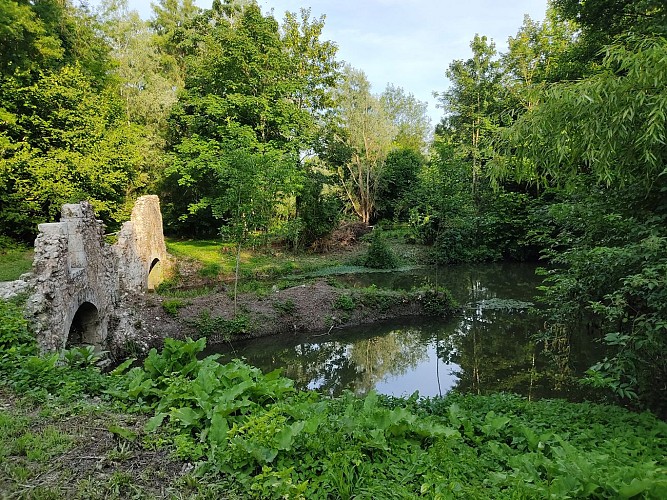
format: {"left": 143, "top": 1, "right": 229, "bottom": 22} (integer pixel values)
{"left": 272, "top": 299, "right": 296, "bottom": 316}
{"left": 333, "top": 294, "right": 355, "bottom": 311}
{"left": 162, "top": 299, "right": 187, "bottom": 317}
{"left": 192, "top": 311, "right": 250, "bottom": 339}
{"left": 419, "top": 288, "right": 458, "bottom": 317}
{"left": 364, "top": 230, "right": 398, "bottom": 269}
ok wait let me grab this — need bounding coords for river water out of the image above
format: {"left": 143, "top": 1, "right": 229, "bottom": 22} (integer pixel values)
{"left": 211, "top": 262, "right": 601, "bottom": 401}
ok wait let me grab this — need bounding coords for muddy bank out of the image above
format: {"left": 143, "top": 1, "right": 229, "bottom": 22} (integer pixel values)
{"left": 124, "top": 280, "right": 455, "bottom": 352}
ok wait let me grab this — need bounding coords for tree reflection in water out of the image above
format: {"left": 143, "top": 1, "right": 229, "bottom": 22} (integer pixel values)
{"left": 211, "top": 263, "right": 603, "bottom": 401}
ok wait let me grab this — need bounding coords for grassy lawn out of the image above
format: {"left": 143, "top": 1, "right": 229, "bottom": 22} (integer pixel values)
{"left": 165, "top": 237, "right": 366, "bottom": 281}
{"left": 0, "top": 245, "right": 33, "bottom": 281}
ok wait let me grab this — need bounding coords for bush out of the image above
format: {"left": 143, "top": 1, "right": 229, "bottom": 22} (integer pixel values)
{"left": 191, "top": 310, "right": 250, "bottom": 339}
{"left": 419, "top": 288, "right": 458, "bottom": 317}
{"left": 273, "top": 299, "right": 296, "bottom": 316}
{"left": 333, "top": 294, "right": 355, "bottom": 311}
{"left": 364, "top": 229, "right": 398, "bottom": 269}
{"left": 162, "top": 299, "right": 187, "bottom": 317}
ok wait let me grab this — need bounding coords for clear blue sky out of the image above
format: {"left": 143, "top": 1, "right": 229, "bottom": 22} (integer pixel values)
{"left": 93, "top": 0, "right": 549, "bottom": 125}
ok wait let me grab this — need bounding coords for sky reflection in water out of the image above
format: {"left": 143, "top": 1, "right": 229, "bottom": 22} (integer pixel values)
{"left": 212, "top": 263, "right": 601, "bottom": 401}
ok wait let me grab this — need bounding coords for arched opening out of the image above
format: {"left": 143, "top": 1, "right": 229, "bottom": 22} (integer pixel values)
{"left": 147, "top": 257, "right": 162, "bottom": 291}
{"left": 67, "top": 302, "right": 99, "bottom": 347}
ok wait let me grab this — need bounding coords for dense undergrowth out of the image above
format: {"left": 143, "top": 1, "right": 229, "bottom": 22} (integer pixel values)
{"left": 1, "top": 300, "right": 666, "bottom": 498}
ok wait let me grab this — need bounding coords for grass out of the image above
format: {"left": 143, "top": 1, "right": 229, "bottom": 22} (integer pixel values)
{"left": 0, "top": 245, "right": 33, "bottom": 281}
{"left": 165, "top": 236, "right": 366, "bottom": 285}
{"left": 164, "top": 230, "right": 424, "bottom": 285}
{"left": 0, "top": 391, "right": 228, "bottom": 499}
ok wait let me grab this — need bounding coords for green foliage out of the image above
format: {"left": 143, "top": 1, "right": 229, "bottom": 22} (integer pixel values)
{"left": 0, "top": 1, "right": 150, "bottom": 240}
{"left": 290, "top": 167, "right": 341, "bottom": 250}
{"left": 364, "top": 229, "right": 399, "bottom": 269}
{"left": 419, "top": 289, "right": 458, "bottom": 317}
{"left": 272, "top": 299, "right": 296, "bottom": 316}
{"left": 536, "top": 212, "right": 667, "bottom": 413}
{"left": 192, "top": 311, "right": 250, "bottom": 339}
{"left": 108, "top": 339, "right": 666, "bottom": 498}
{"left": 0, "top": 299, "right": 108, "bottom": 401}
{"left": 61, "top": 345, "right": 103, "bottom": 369}
{"left": 375, "top": 148, "right": 423, "bottom": 222}
{"left": 162, "top": 3, "right": 338, "bottom": 237}
{"left": 552, "top": 0, "right": 666, "bottom": 68}
{"left": 496, "top": 36, "right": 667, "bottom": 193}
{"left": 162, "top": 298, "right": 187, "bottom": 317}
{"left": 0, "top": 241, "right": 33, "bottom": 281}
{"left": 333, "top": 294, "right": 355, "bottom": 311}
{"left": 0, "top": 299, "right": 35, "bottom": 357}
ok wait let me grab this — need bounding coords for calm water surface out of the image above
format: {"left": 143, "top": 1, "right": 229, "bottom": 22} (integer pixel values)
{"left": 211, "top": 263, "right": 601, "bottom": 401}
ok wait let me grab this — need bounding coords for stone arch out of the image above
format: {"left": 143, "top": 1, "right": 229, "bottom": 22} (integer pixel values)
{"left": 67, "top": 302, "right": 100, "bottom": 347}
{"left": 147, "top": 257, "right": 162, "bottom": 291}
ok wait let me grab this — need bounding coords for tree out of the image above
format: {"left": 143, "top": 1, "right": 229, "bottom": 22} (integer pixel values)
{"left": 552, "top": 0, "right": 667, "bottom": 65}
{"left": 280, "top": 8, "right": 339, "bottom": 120}
{"left": 323, "top": 66, "right": 396, "bottom": 224}
{"left": 375, "top": 148, "right": 424, "bottom": 222}
{"left": 494, "top": 35, "right": 667, "bottom": 412}
{"left": 380, "top": 84, "right": 431, "bottom": 152}
{"left": 0, "top": 65, "right": 145, "bottom": 239}
{"left": 0, "top": 0, "right": 142, "bottom": 239}
{"left": 150, "top": 0, "right": 200, "bottom": 77}
{"left": 436, "top": 35, "right": 504, "bottom": 196}
{"left": 495, "top": 36, "right": 667, "bottom": 192}
{"left": 502, "top": 9, "right": 577, "bottom": 111}
{"left": 162, "top": 2, "right": 338, "bottom": 235}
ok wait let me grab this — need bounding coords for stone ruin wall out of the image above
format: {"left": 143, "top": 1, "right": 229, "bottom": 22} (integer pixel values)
{"left": 0, "top": 195, "right": 169, "bottom": 352}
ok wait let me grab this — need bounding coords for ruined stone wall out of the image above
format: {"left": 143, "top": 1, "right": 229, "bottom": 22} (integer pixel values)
{"left": 26, "top": 203, "right": 116, "bottom": 351}
{"left": 116, "top": 195, "right": 169, "bottom": 293}
{"left": 1, "top": 196, "right": 170, "bottom": 352}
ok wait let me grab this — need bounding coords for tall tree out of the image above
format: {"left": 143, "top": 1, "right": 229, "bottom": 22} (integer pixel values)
{"left": 0, "top": 0, "right": 142, "bottom": 239}
{"left": 552, "top": 0, "right": 667, "bottom": 66}
{"left": 436, "top": 35, "right": 503, "bottom": 196}
{"left": 150, "top": 0, "right": 200, "bottom": 76}
{"left": 380, "top": 84, "right": 431, "bottom": 152}
{"left": 496, "top": 36, "right": 667, "bottom": 192}
{"left": 323, "top": 66, "right": 396, "bottom": 224}
{"left": 503, "top": 9, "right": 577, "bottom": 111}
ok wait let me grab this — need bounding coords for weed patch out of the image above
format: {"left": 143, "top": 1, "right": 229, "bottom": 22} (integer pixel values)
{"left": 333, "top": 293, "right": 355, "bottom": 311}
{"left": 191, "top": 310, "right": 251, "bottom": 339}
{"left": 272, "top": 298, "right": 296, "bottom": 316}
{"left": 162, "top": 298, "right": 187, "bottom": 317}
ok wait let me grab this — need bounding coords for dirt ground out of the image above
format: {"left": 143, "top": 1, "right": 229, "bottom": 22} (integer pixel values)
{"left": 131, "top": 279, "right": 424, "bottom": 349}
{"left": 0, "top": 389, "right": 198, "bottom": 499}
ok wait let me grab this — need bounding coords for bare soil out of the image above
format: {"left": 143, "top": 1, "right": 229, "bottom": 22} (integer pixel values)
{"left": 132, "top": 279, "right": 425, "bottom": 349}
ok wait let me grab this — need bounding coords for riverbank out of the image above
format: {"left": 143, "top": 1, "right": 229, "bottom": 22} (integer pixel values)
{"left": 113, "top": 230, "right": 447, "bottom": 353}
{"left": 130, "top": 279, "right": 455, "bottom": 348}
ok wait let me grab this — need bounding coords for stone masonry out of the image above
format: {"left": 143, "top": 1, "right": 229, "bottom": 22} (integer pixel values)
{"left": 1, "top": 195, "right": 169, "bottom": 352}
